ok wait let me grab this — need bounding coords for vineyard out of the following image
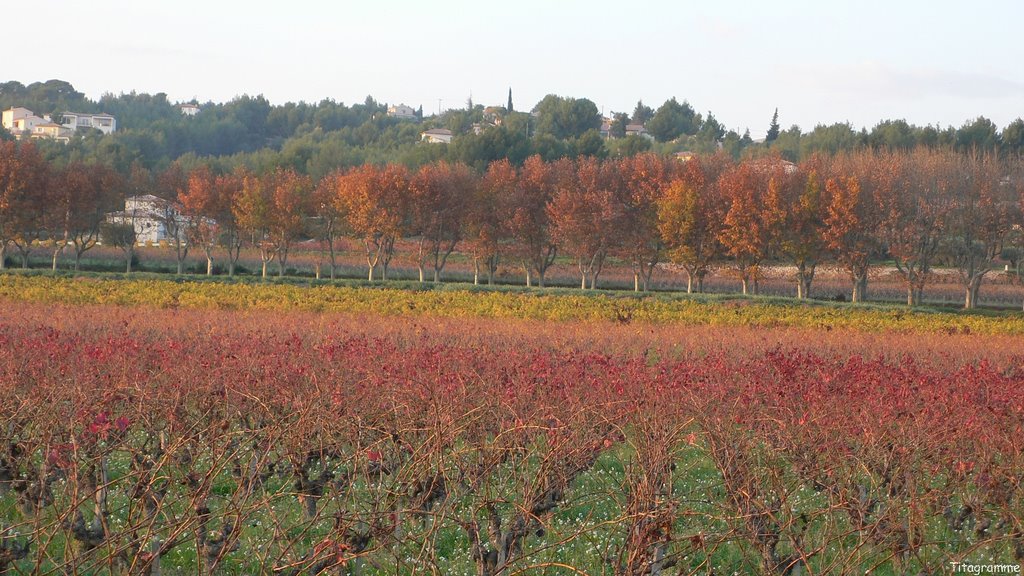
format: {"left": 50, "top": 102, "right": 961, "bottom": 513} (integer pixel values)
{"left": 1, "top": 293, "right": 1022, "bottom": 574}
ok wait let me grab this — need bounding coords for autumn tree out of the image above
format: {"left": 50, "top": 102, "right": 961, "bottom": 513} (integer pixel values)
{"left": 0, "top": 141, "right": 49, "bottom": 268}
{"left": 944, "top": 152, "right": 1020, "bottom": 309}
{"left": 507, "top": 155, "right": 558, "bottom": 287}
{"left": 45, "top": 163, "right": 122, "bottom": 271}
{"left": 465, "top": 159, "right": 515, "bottom": 285}
{"left": 614, "top": 153, "right": 674, "bottom": 291}
{"left": 334, "top": 164, "right": 409, "bottom": 282}
{"left": 877, "top": 149, "right": 953, "bottom": 306}
{"left": 268, "top": 168, "right": 311, "bottom": 277}
{"left": 233, "top": 170, "right": 276, "bottom": 278}
{"left": 768, "top": 157, "right": 828, "bottom": 299}
{"left": 216, "top": 170, "right": 245, "bottom": 276}
{"left": 718, "top": 161, "right": 772, "bottom": 295}
{"left": 823, "top": 151, "right": 885, "bottom": 303}
{"left": 658, "top": 154, "right": 731, "bottom": 293}
{"left": 155, "top": 163, "right": 191, "bottom": 274}
{"left": 178, "top": 166, "right": 221, "bottom": 275}
{"left": 548, "top": 157, "right": 621, "bottom": 289}
{"left": 408, "top": 161, "right": 474, "bottom": 282}
{"left": 311, "top": 171, "right": 342, "bottom": 279}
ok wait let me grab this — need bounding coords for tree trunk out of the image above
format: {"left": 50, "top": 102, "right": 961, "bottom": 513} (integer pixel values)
{"left": 329, "top": 249, "right": 336, "bottom": 280}
{"left": 525, "top": 266, "right": 532, "bottom": 288}
{"left": 473, "top": 258, "right": 480, "bottom": 285}
{"left": 0, "top": 243, "right": 5, "bottom": 270}
{"left": 74, "top": 252, "right": 81, "bottom": 272}
{"left": 418, "top": 266, "right": 424, "bottom": 282}
{"left": 741, "top": 277, "right": 749, "bottom": 295}
{"left": 964, "top": 275, "right": 983, "bottom": 310}
{"left": 851, "top": 270, "right": 868, "bottom": 303}
{"left": 177, "top": 259, "right": 184, "bottom": 275}
{"left": 261, "top": 260, "right": 268, "bottom": 279}
{"left": 126, "top": 253, "right": 132, "bottom": 274}
{"left": 685, "top": 271, "right": 693, "bottom": 294}
{"left": 368, "top": 263, "right": 375, "bottom": 282}
{"left": 206, "top": 255, "right": 213, "bottom": 276}
{"left": 433, "top": 268, "right": 440, "bottom": 283}
{"left": 52, "top": 247, "right": 61, "bottom": 272}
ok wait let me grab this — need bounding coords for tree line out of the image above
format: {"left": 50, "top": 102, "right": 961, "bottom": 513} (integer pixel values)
{"left": 5, "top": 80, "right": 1024, "bottom": 179}
{"left": 2, "top": 139, "right": 1023, "bottom": 308}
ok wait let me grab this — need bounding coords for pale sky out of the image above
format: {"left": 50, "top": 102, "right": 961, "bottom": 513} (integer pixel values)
{"left": 9, "top": 0, "right": 1024, "bottom": 138}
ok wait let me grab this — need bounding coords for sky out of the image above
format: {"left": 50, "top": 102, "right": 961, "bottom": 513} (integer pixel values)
{"left": 8, "top": 0, "right": 1024, "bottom": 138}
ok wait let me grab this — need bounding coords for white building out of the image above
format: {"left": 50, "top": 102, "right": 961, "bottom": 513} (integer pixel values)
{"left": 3, "top": 107, "right": 35, "bottom": 131}
{"left": 106, "top": 195, "right": 188, "bottom": 244}
{"left": 62, "top": 111, "right": 117, "bottom": 134}
{"left": 387, "top": 104, "right": 416, "bottom": 120}
{"left": 420, "top": 128, "right": 453, "bottom": 144}
{"left": 626, "top": 124, "right": 653, "bottom": 140}
{"left": 3, "top": 107, "right": 47, "bottom": 135}
{"left": 180, "top": 103, "right": 200, "bottom": 116}
{"left": 2, "top": 107, "right": 73, "bottom": 143}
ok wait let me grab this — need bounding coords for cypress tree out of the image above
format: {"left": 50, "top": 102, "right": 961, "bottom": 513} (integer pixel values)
{"left": 766, "top": 108, "right": 781, "bottom": 143}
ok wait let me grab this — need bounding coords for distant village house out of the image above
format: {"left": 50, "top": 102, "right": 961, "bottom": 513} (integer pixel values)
{"left": 105, "top": 195, "right": 189, "bottom": 245}
{"left": 387, "top": 104, "right": 416, "bottom": 120}
{"left": 420, "top": 128, "right": 453, "bottom": 144}
{"left": 62, "top": 111, "right": 117, "bottom": 134}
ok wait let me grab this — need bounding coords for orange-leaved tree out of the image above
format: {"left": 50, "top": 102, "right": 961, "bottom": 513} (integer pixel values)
{"left": 178, "top": 165, "right": 221, "bottom": 275}
{"left": 657, "top": 153, "right": 731, "bottom": 293}
{"left": 507, "top": 155, "right": 558, "bottom": 287}
{"left": 823, "top": 151, "right": 883, "bottom": 303}
{"left": 718, "top": 160, "right": 772, "bottom": 295}
{"left": 0, "top": 141, "right": 49, "bottom": 269}
{"left": 334, "top": 164, "right": 409, "bottom": 282}
{"left": 466, "top": 159, "right": 515, "bottom": 285}
{"left": 409, "top": 161, "right": 475, "bottom": 283}
{"left": 548, "top": 157, "right": 621, "bottom": 290}
{"left": 615, "top": 153, "right": 675, "bottom": 292}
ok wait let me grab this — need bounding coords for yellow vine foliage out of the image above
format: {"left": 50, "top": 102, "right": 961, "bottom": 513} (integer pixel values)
{"left": 0, "top": 275, "right": 1021, "bottom": 335}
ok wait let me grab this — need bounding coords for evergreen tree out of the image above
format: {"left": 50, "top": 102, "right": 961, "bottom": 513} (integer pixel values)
{"left": 507, "top": 88, "right": 513, "bottom": 113}
{"left": 766, "top": 108, "right": 781, "bottom": 143}
{"left": 632, "top": 100, "right": 654, "bottom": 124}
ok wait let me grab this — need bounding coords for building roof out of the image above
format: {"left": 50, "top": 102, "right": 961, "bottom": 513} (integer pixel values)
{"left": 422, "top": 128, "right": 452, "bottom": 135}
{"left": 64, "top": 111, "right": 115, "bottom": 118}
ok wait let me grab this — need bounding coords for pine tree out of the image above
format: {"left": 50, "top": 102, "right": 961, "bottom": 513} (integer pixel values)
{"left": 766, "top": 108, "right": 781, "bottom": 143}
{"left": 507, "top": 88, "right": 513, "bottom": 113}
